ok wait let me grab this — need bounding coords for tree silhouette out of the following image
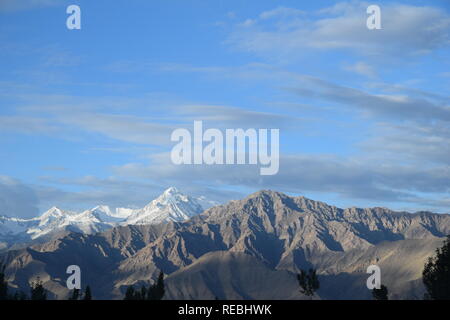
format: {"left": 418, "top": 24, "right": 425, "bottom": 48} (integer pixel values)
{"left": 140, "top": 286, "right": 147, "bottom": 300}
{"left": 123, "top": 270, "right": 165, "bottom": 300}
{"left": 423, "top": 235, "right": 450, "bottom": 300}
{"left": 69, "top": 288, "right": 80, "bottom": 300}
{"left": 124, "top": 286, "right": 136, "bottom": 300}
{"left": 0, "top": 262, "right": 8, "bottom": 300}
{"left": 84, "top": 285, "right": 92, "bottom": 300}
{"left": 148, "top": 271, "right": 165, "bottom": 300}
{"left": 12, "top": 291, "right": 27, "bottom": 300}
{"left": 1, "top": 262, "right": 28, "bottom": 300}
{"left": 297, "top": 269, "right": 320, "bottom": 297}
{"left": 30, "top": 277, "right": 47, "bottom": 300}
{"left": 372, "top": 284, "right": 389, "bottom": 300}
{"left": 0, "top": 262, "right": 9, "bottom": 300}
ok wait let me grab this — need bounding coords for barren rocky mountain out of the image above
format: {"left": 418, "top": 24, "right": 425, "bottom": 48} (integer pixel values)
{"left": 1, "top": 190, "right": 449, "bottom": 300}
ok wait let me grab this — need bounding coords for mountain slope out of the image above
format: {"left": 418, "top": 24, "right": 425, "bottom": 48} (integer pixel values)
{"left": 123, "top": 187, "right": 204, "bottom": 225}
{"left": 0, "top": 187, "right": 205, "bottom": 250}
{"left": 1, "top": 190, "right": 449, "bottom": 299}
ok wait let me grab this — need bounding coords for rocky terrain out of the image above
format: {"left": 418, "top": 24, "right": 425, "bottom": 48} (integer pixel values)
{"left": 1, "top": 190, "right": 449, "bottom": 300}
{"left": 0, "top": 187, "right": 205, "bottom": 251}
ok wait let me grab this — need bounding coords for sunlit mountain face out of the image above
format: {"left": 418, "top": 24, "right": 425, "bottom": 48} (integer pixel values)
{"left": 0, "top": 0, "right": 449, "bottom": 303}
{"left": 0, "top": 188, "right": 207, "bottom": 250}
{"left": 1, "top": 190, "right": 449, "bottom": 299}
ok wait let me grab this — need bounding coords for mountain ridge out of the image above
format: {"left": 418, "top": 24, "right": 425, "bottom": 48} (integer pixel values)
{"left": 2, "top": 189, "right": 449, "bottom": 299}
{"left": 0, "top": 187, "right": 206, "bottom": 250}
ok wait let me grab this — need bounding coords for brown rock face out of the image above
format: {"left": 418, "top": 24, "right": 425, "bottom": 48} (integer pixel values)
{"left": 2, "top": 190, "right": 449, "bottom": 300}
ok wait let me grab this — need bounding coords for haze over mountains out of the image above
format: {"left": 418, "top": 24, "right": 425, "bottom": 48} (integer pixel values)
{"left": 0, "top": 187, "right": 206, "bottom": 250}
{"left": 1, "top": 189, "right": 449, "bottom": 300}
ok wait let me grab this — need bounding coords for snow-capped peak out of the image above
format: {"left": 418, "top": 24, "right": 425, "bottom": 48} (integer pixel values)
{"left": 0, "top": 187, "right": 213, "bottom": 246}
{"left": 37, "top": 207, "right": 77, "bottom": 225}
{"left": 124, "top": 188, "right": 204, "bottom": 225}
{"left": 153, "top": 187, "right": 189, "bottom": 206}
{"left": 41, "top": 206, "right": 65, "bottom": 217}
{"left": 163, "top": 186, "right": 179, "bottom": 196}
{"left": 91, "top": 205, "right": 112, "bottom": 215}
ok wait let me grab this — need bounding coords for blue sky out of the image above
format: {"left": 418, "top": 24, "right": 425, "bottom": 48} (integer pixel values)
{"left": 0, "top": 0, "right": 449, "bottom": 218}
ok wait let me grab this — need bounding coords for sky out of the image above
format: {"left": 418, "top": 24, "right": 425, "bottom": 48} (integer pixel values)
{"left": 0, "top": 0, "right": 449, "bottom": 218}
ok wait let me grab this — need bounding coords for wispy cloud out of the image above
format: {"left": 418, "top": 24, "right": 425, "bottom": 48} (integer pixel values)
{"left": 113, "top": 152, "right": 450, "bottom": 211}
{"left": 1, "top": 89, "right": 302, "bottom": 146}
{"left": 0, "top": 176, "right": 40, "bottom": 218}
{"left": 1, "top": 1, "right": 449, "bottom": 214}
{"left": 32, "top": 176, "right": 164, "bottom": 211}
{"left": 0, "top": 116, "right": 61, "bottom": 134}
{"left": 343, "top": 61, "right": 377, "bottom": 78}
{"left": 287, "top": 75, "right": 450, "bottom": 123}
{"left": 227, "top": 2, "right": 450, "bottom": 60}
{"left": 360, "top": 122, "right": 450, "bottom": 166}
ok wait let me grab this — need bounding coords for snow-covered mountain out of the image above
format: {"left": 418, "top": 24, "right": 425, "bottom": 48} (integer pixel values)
{"left": 0, "top": 187, "right": 207, "bottom": 249}
{"left": 124, "top": 187, "right": 204, "bottom": 225}
{"left": 25, "top": 206, "right": 116, "bottom": 240}
{"left": 3, "top": 190, "right": 450, "bottom": 300}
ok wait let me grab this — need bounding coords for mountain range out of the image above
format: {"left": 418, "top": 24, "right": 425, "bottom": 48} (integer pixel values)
{"left": 1, "top": 190, "right": 449, "bottom": 300}
{"left": 0, "top": 187, "right": 206, "bottom": 251}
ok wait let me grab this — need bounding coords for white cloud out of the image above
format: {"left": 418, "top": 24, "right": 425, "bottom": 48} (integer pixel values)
{"left": 58, "top": 113, "right": 175, "bottom": 146}
{"left": 259, "top": 7, "right": 305, "bottom": 20}
{"left": 343, "top": 61, "right": 376, "bottom": 78}
{"left": 287, "top": 75, "right": 450, "bottom": 123}
{"left": 227, "top": 2, "right": 450, "bottom": 59}
{"left": 35, "top": 176, "right": 164, "bottom": 210}
{"left": 112, "top": 152, "right": 450, "bottom": 211}
{"left": 360, "top": 121, "right": 450, "bottom": 166}
{"left": 1, "top": 89, "right": 301, "bottom": 146}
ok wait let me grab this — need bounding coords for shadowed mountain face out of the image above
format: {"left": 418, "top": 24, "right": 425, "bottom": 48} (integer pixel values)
{"left": 1, "top": 190, "right": 449, "bottom": 300}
